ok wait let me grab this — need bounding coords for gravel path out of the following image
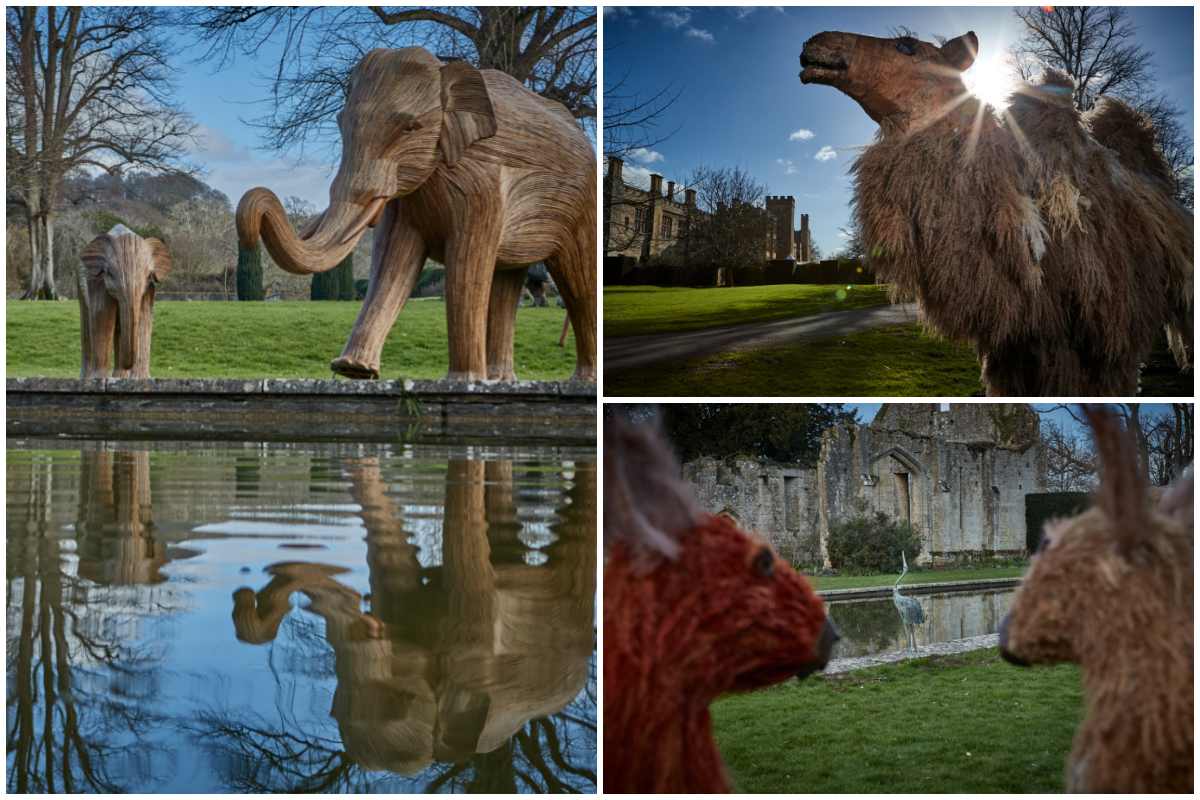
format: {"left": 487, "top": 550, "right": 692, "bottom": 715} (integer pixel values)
{"left": 821, "top": 633, "right": 1000, "bottom": 675}
{"left": 604, "top": 302, "right": 921, "bottom": 372}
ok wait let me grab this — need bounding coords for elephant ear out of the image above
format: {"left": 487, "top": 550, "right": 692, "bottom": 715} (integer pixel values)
{"left": 80, "top": 235, "right": 114, "bottom": 280}
{"left": 146, "top": 238, "right": 173, "bottom": 282}
{"left": 940, "top": 32, "right": 978, "bottom": 72}
{"left": 439, "top": 60, "right": 497, "bottom": 168}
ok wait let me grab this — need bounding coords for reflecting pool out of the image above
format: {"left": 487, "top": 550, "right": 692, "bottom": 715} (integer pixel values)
{"left": 6, "top": 437, "right": 596, "bottom": 793}
{"left": 824, "top": 588, "right": 1016, "bottom": 660}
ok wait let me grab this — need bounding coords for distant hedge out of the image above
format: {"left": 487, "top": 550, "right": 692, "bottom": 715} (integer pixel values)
{"left": 1024, "top": 492, "right": 1092, "bottom": 552}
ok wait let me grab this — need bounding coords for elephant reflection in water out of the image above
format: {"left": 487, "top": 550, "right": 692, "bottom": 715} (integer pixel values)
{"left": 75, "top": 448, "right": 172, "bottom": 585}
{"left": 231, "top": 458, "right": 596, "bottom": 776}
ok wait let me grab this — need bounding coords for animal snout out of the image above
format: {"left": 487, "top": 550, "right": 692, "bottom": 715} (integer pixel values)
{"left": 997, "top": 613, "right": 1030, "bottom": 666}
{"left": 797, "top": 618, "right": 840, "bottom": 679}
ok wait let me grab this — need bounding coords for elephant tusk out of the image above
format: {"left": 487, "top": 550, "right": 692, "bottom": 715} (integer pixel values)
{"left": 298, "top": 209, "right": 327, "bottom": 241}
{"left": 339, "top": 197, "right": 389, "bottom": 245}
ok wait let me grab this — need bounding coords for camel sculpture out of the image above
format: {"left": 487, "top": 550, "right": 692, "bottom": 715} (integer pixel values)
{"left": 800, "top": 30, "right": 1193, "bottom": 396}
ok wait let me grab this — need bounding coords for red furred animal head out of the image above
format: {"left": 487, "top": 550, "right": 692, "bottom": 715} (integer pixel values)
{"left": 604, "top": 412, "right": 838, "bottom": 793}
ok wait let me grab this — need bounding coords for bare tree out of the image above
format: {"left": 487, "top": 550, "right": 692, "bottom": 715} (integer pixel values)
{"left": 1007, "top": 6, "right": 1193, "bottom": 207}
{"left": 1045, "top": 403, "right": 1193, "bottom": 489}
{"left": 675, "top": 164, "right": 781, "bottom": 285}
{"left": 1041, "top": 419, "right": 1098, "bottom": 491}
{"left": 836, "top": 226, "right": 865, "bottom": 260}
{"left": 6, "top": 7, "right": 200, "bottom": 299}
{"left": 179, "top": 6, "right": 596, "bottom": 160}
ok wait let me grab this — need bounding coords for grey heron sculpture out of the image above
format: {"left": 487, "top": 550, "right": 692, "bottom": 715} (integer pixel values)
{"left": 893, "top": 551, "right": 924, "bottom": 653}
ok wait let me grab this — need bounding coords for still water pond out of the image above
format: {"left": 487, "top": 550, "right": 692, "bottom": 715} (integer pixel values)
{"left": 7, "top": 437, "right": 596, "bottom": 793}
{"left": 824, "top": 588, "right": 1016, "bottom": 661}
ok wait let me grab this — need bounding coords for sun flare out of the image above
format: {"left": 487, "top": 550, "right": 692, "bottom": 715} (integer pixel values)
{"left": 964, "top": 54, "right": 1018, "bottom": 110}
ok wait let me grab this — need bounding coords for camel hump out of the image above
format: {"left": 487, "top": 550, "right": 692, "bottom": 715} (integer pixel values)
{"left": 1086, "top": 96, "right": 1174, "bottom": 188}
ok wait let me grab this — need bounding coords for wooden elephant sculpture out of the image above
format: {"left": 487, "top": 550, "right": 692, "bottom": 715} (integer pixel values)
{"left": 236, "top": 46, "right": 596, "bottom": 381}
{"left": 77, "top": 224, "right": 173, "bottom": 379}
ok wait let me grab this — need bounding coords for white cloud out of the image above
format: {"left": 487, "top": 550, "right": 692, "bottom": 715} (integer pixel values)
{"left": 603, "top": 6, "right": 633, "bottom": 20}
{"left": 814, "top": 146, "right": 838, "bottom": 162}
{"left": 629, "top": 147, "right": 664, "bottom": 165}
{"left": 205, "top": 155, "right": 336, "bottom": 211}
{"left": 838, "top": 230, "right": 851, "bottom": 237}
{"left": 651, "top": 7, "right": 714, "bottom": 43}
{"left": 186, "top": 123, "right": 252, "bottom": 164}
{"left": 789, "top": 129, "right": 815, "bottom": 141}
{"left": 621, "top": 163, "right": 654, "bottom": 191}
{"left": 776, "top": 158, "right": 796, "bottom": 175}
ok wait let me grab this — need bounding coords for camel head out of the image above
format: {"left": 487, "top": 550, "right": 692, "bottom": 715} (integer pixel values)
{"left": 800, "top": 30, "right": 979, "bottom": 131}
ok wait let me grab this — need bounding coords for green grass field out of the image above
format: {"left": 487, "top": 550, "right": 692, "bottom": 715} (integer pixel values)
{"left": 6, "top": 299, "right": 579, "bottom": 380}
{"left": 604, "top": 322, "right": 987, "bottom": 396}
{"left": 603, "top": 284, "right": 893, "bottom": 338}
{"left": 809, "top": 567, "right": 1026, "bottom": 593}
{"left": 712, "top": 648, "right": 1083, "bottom": 793}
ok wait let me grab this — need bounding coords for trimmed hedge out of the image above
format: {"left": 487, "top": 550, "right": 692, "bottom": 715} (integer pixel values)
{"left": 311, "top": 252, "right": 355, "bottom": 300}
{"left": 1024, "top": 492, "right": 1092, "bottom": 552}
{"left": 826, "top": 512, "right": 924, "bottom": 575}
{"left": 236, "top": 242, "right": 265, "bottom": 301}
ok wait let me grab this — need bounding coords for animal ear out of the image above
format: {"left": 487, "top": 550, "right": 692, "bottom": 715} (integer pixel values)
{"left": 439, "top": 60, "right": 497, "bottom": 168}
{"left": 1083, "top": 405, "right": 1148, "bottom": 553}
{"left": 604, "top": 411, "right": 701, "bottom": 569}
{"left": 146, "top": 238, "right": 173, "bottom": 281}
{"left": 80, "top": 235, "right": 113, "bottom": 280}
{"left": 940, "top": 32, "right": 977, "bottom": 72}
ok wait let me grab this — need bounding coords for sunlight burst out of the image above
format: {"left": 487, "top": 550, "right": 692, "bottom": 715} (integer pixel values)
{"left": 964, "top": 53, "right": 1019, "bottom": 110}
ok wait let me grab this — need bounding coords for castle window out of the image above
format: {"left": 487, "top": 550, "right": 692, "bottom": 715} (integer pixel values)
{"left": 661, "top": 214, "right": 673, "bottom": 238}
{"left": 624, "top": 216, "right": 630, "bottom": 229}
{"left": 634, "top": 208, "right": 647, "bottom": 233}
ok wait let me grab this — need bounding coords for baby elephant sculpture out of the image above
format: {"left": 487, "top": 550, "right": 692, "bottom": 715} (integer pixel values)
{"left": 237, "top": 46, "right": 597, "bottom": 381}
{"left": 77, "top": 224, "right": 173, "bottom": 379}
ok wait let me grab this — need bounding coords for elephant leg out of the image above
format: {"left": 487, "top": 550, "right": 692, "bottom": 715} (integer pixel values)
{"left": 333, "top": 200, "right": 429, "bottom": 380}
{"left": 545, "top": 239, "right": 596, "bottom": 381}
{"left": 486, "top": 266, "right": 528, "bottom": 380}
{"left": 85, "top": 278, "right": 118, "bottom": 380}
{"left": 443, "top": 224, "right": 502, "bottom": 382}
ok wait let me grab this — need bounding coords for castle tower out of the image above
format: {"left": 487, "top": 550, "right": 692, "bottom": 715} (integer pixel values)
{"left": 799, "top": 214, "right": 811, "bottom": 262}
{"left": 764, "top": 195, "right": 796, "bottom": 260}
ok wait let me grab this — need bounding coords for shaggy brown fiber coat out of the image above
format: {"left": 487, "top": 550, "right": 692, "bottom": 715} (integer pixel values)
{"left": 1000, "top": 406, "right": 1193, "bottom": 792}
{"left": 800, "top": 31, "right": 1193, "bottom": 396}
{"left": 603, "top": 415, "right": 838, "bottom": 793}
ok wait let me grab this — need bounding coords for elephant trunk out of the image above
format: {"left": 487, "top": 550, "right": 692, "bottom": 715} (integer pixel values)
{"left": 114, "top": 299, "right": 140, "bottom": 378}
{"left": 236, "top": 188, "right": 387, "bottom": 276}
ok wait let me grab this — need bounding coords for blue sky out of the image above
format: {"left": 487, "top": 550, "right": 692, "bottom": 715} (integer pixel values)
{"left": 845, "top": 403, "right": 1180, "bottom": 432}
{"left": 602, "top": 6, "right": 1194, "bottom": 257}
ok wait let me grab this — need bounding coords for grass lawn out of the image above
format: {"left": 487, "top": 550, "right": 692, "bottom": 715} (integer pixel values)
{"left": 604, "top": 322, "right": 987, "bottom": 396}
{"left": 809, "top": 567, "right": 1026, "bottom": 593}
{"left": 712, "top": 648, "right": 1083, "bottom": 793}
{"left": 603, "top": 284, "right": 893, "bottom": 338}
{"left": 6, "top": 299, "right": 579, "bottom": 380}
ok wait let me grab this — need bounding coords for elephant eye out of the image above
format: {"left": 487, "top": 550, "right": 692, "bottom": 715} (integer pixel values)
{"left": 404, "top": 122, "right": 420, "bottom": 133}
{"left": 896, "top": 38, "right": 916, "bottom": 56}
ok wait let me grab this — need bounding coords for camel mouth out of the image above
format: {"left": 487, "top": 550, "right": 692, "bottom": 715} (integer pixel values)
{"left": 799, "top": 49, "right": 847, "bottom": 85}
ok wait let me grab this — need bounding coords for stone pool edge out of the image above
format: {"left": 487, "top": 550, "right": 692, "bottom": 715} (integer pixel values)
{"left": 820, "top": 633, "right": 1002, "bottom": 675}
{"left": 6, "top": 377, "right": 597, "bottom": 439}
{"left": 816, "top": 576, "right": 1022, "bottom": 601}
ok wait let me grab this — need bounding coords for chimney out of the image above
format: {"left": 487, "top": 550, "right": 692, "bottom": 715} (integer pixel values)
{"left": 666, "top": 180, "right": 675, "bottom": 201}
{"left": 685, "top": 188, "right": 696, "bottom": 206}
{"left": 607, "top": 155, "right": 624, "bottom": 183}
{"left": 649, "top": 174, "right": 663, "bottom": 197}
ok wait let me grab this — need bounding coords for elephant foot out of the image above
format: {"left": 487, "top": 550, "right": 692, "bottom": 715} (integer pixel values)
{"left": 445, "top": 369, "right": 488, "bottom": 381}
{"left": 331, "top": 356, "right": 380, "bottom": 380}
{"left": 487, "top": 364, "right": 516, "bottom": 381}
{"left": 569, "top": 366, "right": 597, "bottom": 382}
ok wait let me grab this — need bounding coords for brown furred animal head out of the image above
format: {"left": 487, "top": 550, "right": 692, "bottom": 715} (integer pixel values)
{"left": 604, "top": 412, "right": 838, "bottom": 793}
{"left": 800, "top": 29, "right": 979, "bottom": 130}
{"left": 79, "top": 224, "right": 173, "bottom": 377}
{"left": 236, "top": 47, "right": 498, "bottom": 276}
{"left": 998, "top": 405, "right": 1193, "bottom": 791}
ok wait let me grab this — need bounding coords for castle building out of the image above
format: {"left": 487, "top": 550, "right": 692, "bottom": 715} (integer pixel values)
{"left": 683, "top": 404, "right": 1047, "bottom": 566}
{"left": 604, "top": 155, "right": 811, "bottom": 264}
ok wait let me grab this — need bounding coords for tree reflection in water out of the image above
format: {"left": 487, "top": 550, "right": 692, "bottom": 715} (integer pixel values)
{"left": 191, "top": 455, "right": 597, "bottom": 792}
{"left": 6, "top": 445, "right": 181, "bottom": 793}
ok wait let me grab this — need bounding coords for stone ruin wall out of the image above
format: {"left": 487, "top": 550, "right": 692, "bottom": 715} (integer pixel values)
{"left": 683, "top": 404, "right": 1047, "bottom": 567}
